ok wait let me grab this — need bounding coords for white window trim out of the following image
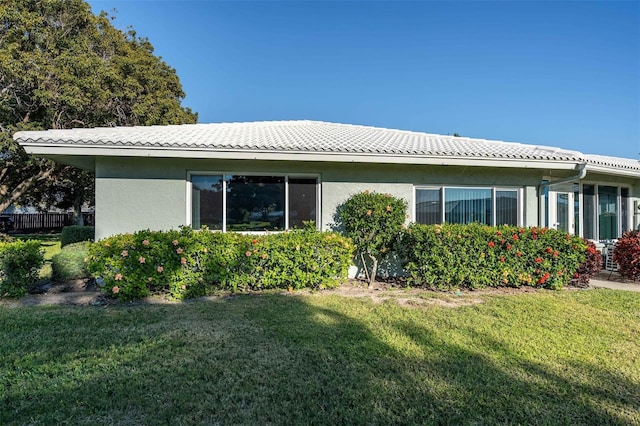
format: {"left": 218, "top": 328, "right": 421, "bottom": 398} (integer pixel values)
{"left": 187, "top": 171, "right": 321, "bottom": 233}
{"left": 413, "top": 185, "right": 522, "bottom": 227}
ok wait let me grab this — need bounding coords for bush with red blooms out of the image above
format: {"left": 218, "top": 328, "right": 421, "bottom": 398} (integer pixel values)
{"left": 570, "top": 239, "right": 602, "bottom": 287}
{"left": 613, "top": 231, "right": 640, "bottom": 281}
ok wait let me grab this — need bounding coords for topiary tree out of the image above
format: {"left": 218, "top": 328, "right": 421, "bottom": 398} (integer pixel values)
{"left": 338, "top": 190, "right": 407, "bottom": 287}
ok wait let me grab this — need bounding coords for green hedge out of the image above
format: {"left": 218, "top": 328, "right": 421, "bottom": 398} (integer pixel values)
{"left": 52, "top": 242, "right": 90, "bottom": 283}
{"left": 0, "top": 240, "right": 44, "bottom": 297}
{"left": 401, "top": 223, "right": 588, "bottom": 290}
{"left": 87, "top": 227, "right": 354, "bottom": 301}
{"left": 61, "top": 226, "right": 95, "bottom": 247}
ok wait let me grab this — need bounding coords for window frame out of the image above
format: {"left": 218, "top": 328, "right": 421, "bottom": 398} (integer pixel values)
{"left": 187, "top": 171, "right": 321, "bottom": 233}
{"left": 413, "top": 185, "right": 523, "bottom": 226}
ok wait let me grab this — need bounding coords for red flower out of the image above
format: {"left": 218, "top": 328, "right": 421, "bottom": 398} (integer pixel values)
{"left": 588, "top": 246, "right": 596, "bottom": 254}
{"left": 537, "top": 273, "right": 550, "bottom": 285}
{"left": 506, "top": 244, "right": 512, "bottom": 250}
{"left": 513, "top": 234, "right": 519, "bottom": 240}
{"left": 252, "top": 239, "right": 258, "bottom": 245}
{"left": 573, "top": 244, "right": 578, "bottom": 250}
{"left": 488, "top": 241, "right": 495, "bottom": 248}
{"left": 499, "top": 256, "right": 505, "bottom": 262}
{"left": 516, "top": 251, "right": 522, "bottom": 257}
{"left": 532, "top": 235, "right": 538, "bottom": 240}
{"left": 553, "top": 251, "right": 559, "bottom": 258}
{"left": 519, "top": 228, "right": 525, "bottom": 234}
{"left": 535, "top": 257, "right": 543, "bottom": 263}
{"left": 545, "top": 247, "right": 553, "bottom": 254}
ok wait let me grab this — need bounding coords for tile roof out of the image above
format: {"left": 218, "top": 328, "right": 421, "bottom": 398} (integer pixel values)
{"left": 583, "top": 154, "right": 640, "bottom": 172}
{"left": 14, "top": 120, "right": 639, "bottom": 174}
{"left": 15, "top": 120, "right": 582, "bottom": 162}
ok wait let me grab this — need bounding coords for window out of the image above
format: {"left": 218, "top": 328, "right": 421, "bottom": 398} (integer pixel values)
{"left": 598, "top": 186, "right": 618, "bottom": 240}
{"left": 582, "top": 185, "right": 595, "bottom": 239}
{"left": 191, "top": 174, "right": 318, "bottom": 232}
{"left": 415, "top": 189, "right": 441, "bottom": 225}
{"left": 415, "top": 187, "right": 519, "bottom": 226}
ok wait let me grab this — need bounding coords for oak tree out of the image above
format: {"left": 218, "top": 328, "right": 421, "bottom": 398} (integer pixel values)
{"left": 0, "top": 0, "right": 197, "bottom": 218}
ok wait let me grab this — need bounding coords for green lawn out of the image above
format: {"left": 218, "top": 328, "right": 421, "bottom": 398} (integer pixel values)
{"left": 1, "top": 290, "right": 638, "bottom": 425}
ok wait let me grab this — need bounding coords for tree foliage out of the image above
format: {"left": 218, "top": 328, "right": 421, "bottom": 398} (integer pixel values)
{"left": 0, "top": 0, "right": 197, "bottom": 214}
{"left": 337, "top": 191, "right": 407, "bottom": 287}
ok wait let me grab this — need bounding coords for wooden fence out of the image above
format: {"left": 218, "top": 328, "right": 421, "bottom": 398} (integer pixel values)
{"left": 6, "top": 212, "right": 95, "bottom": 233}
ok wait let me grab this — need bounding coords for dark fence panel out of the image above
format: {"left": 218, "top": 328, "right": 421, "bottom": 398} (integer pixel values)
{"left": 8, "top": 213, "right": 95, "bottom": 232}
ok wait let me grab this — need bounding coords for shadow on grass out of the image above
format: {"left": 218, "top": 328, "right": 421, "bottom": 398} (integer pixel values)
{"left": 0, "top": 294, "right": 638, "bottom": 424}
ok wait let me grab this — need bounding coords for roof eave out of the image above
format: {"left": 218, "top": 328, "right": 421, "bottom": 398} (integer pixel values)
{"left": 585, "top": 164, "right": 640, "bottom": 178}
{"left": 22, "top": 143, "right": 580, "bottom": 170}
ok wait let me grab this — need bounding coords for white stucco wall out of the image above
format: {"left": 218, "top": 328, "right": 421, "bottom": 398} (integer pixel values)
{"left": 98, "top": 157, "right": 638, "bottom": 240}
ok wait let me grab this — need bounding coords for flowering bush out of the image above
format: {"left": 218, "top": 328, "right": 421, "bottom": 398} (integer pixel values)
{"left": 613, "top": 231, "right": 640, "bottom": 281}
{"left": 336, "top": 191, "right": 407, "bottom": 286}
{"left": 0, "top": 240, "right": 44, "bottom": 298}
{"left": 87, "top": 227, "right": 353, "bottom": 301}
{"left": 570, "top": 239, "right": 602, "bottom": 287}
{"left": 401, "top": 223, "right": 587, "bottom": 290}
{"left": 220, "top": 230, "right": 354, "bottom": 292}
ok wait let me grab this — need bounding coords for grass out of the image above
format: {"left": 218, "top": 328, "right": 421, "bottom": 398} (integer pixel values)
{"left": 0, "top": 289, "right": 638, "bottom": 425}
{"left": 14, "top": 233, "right": 61, "bottom": 279}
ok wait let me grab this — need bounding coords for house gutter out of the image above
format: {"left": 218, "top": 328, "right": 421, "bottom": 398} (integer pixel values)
{"left": 538, "top": 162, "right": 588, "bottom": 195}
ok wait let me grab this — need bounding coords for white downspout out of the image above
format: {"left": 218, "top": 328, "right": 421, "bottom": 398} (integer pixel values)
{"left": 538, "top": 163, "right": 587, "bottom": 228}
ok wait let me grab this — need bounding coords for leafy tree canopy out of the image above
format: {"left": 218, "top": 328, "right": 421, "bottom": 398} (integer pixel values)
{"left": 0, "top": 0, "right": 197, "bottom": 215}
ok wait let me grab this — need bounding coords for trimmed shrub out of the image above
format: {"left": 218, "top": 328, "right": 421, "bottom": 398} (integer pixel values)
{"left": 571, "top": 240, "right": 602, "bottom": 287}
{"left": 401, "top": 223, "right": 587, "bottom": 290}
{"left": 613, "top": 231, "right": 640, "bottom": 281}
{"left": 0, "top": 240, "right": 44, "bottom": 297}
{"left": 51, "top": 242, "right": 90, "bottom": 282}
{"left": 61, "top": 226, "right": 95, "bottom": 247}
{"left": 216, "top": 230, "right": 354, "bottom": 292}
{"left": 336, "top": 191, "right": 407, "bottom": 286}
{"left": 87, "top": 227, "right": 353, "bottom": 302}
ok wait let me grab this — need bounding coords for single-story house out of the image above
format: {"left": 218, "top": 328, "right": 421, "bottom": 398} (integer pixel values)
{"left": 14, "top": 120, "right": 640, "bottom": 242}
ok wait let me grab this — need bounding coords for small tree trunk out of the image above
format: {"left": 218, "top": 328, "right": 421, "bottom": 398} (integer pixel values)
{"left": 73, "top": 192, "right": 84, "bottom": 226}
{"left": 367, "top": 253, "right": 378, "bottom": 289}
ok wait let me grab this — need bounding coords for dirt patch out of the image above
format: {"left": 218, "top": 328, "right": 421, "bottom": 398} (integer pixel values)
{"left": 1, "top": 279, "right": 108, "bottom": 307}
{"left": 1, "top": 278, "right": 578, "bottom": 309}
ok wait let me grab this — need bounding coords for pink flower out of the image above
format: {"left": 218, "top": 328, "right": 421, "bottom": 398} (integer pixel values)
{"left": 172, "top": 240, "right": 179, "bottom": 246}
{"left": 139, "top": 256, "right": 145, "bottom": 264}
{"left": 147, "top": 277, "right": 153, "bottom": 282}
{"left": 142, "top": 239, "right": 150, "bottom": 246}
{"left": 176, "top": 248, "right": 183, "bottom": 254}
{"left": 245, "top": 251, "right": 252, "bottom": 257}
{"left": 115, "top": 273, "right": 122, "bottom": 281}
{"left": 180, "top": 257, "right": 187, "bottom": 265}
{"left": 112, "top": 286, "right": 120, "bottom": 294}
{"left": 157, "top": 265, "right": 164, "bottom": 273}
{"left": 121, "top": 250, "right": 128, "bottom": 257}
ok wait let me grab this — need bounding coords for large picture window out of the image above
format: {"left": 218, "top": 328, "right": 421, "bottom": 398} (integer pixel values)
{"left": 191, "top": 174, "right": 318, "bottom": 232}
{"left": 415, "top": 186, "right": 520, "bottom": 226}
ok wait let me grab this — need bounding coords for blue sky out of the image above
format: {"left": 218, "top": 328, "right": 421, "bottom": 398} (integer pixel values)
{"left": 87, "top": 1, "right": 640, "bottom": 159}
